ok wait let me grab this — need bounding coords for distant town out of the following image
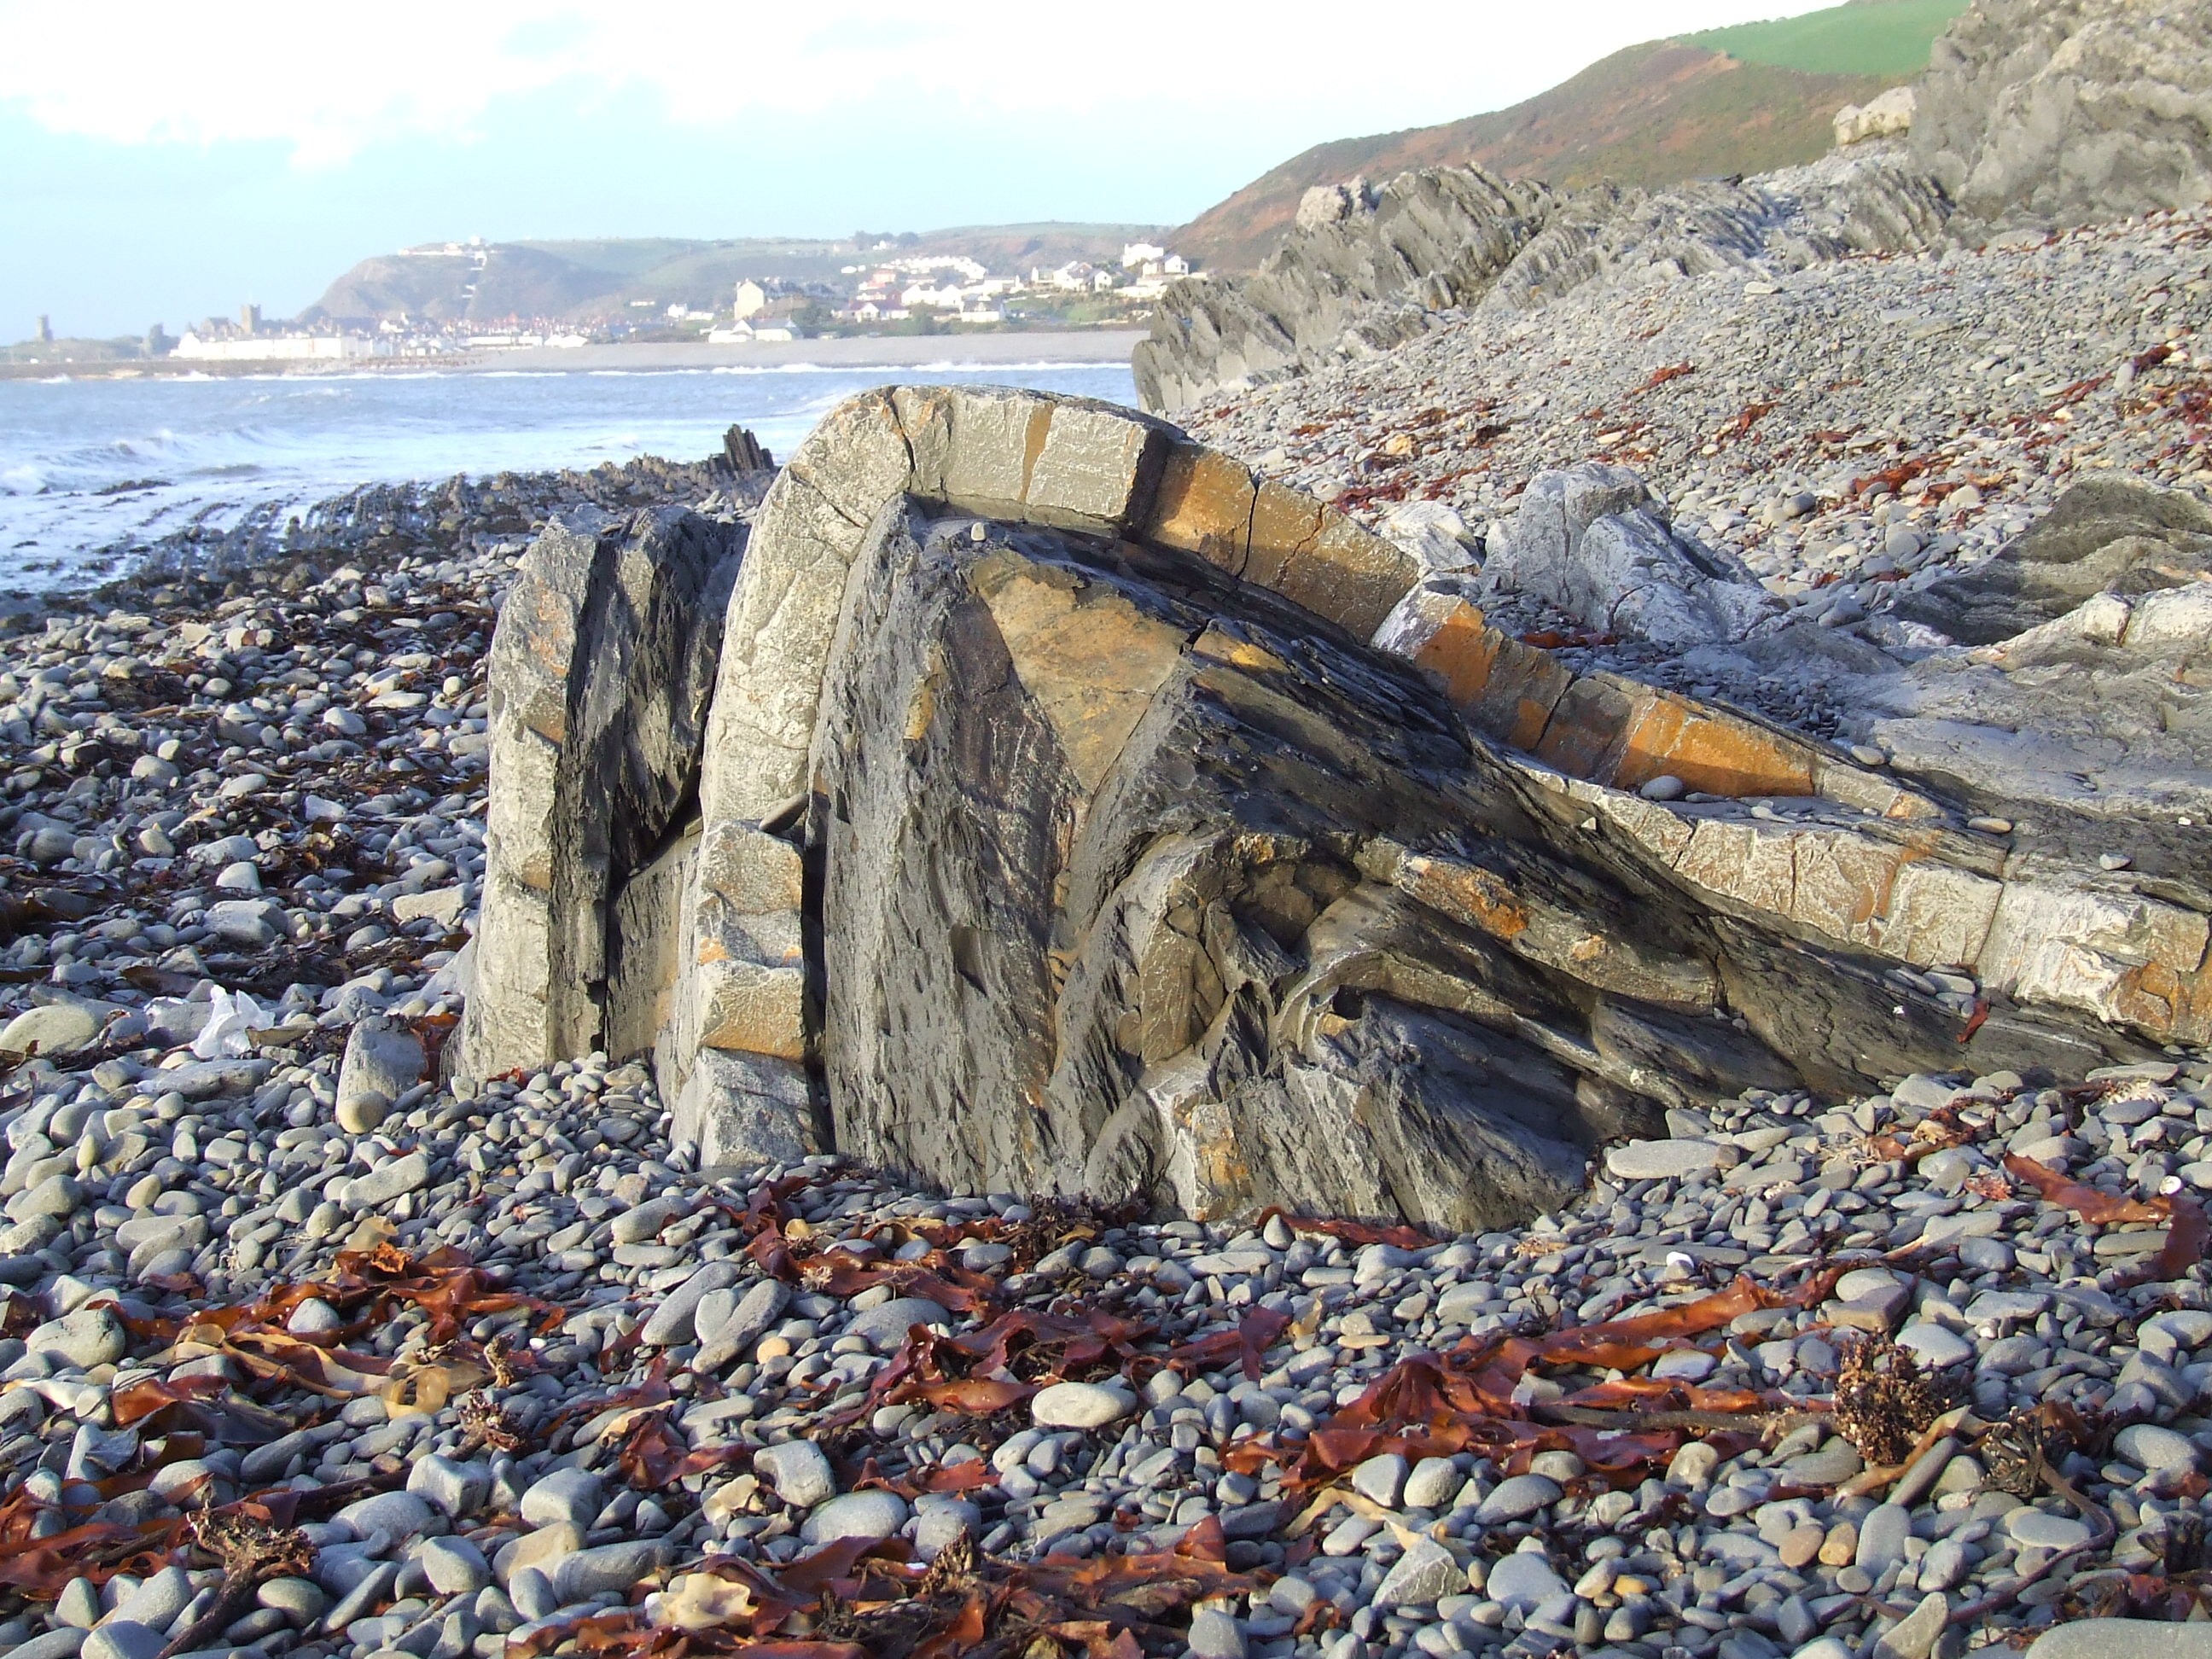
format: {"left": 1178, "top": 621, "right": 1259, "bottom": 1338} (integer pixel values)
{"left": 4, "top": 233, "right": 1203, "bottom": 370}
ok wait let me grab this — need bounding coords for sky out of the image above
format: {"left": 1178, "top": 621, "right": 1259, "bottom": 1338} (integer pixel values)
{"left": 0, "top": 1, "right": 1840, "bottom": 341}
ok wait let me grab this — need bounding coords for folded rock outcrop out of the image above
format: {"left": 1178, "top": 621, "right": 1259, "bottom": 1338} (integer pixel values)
{"left": 1132, "top": 167, "right": 1557, "bottom": 416}
{"left": 462, "top": 387, "right": 2208, "bottom": 1229}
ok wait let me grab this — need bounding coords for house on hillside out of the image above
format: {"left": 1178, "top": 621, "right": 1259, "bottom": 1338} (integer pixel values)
{"left": 900, "top": 282, "right": 966, "bottom": 310}
{"left": 1037, "top": 262, "right": 1106, "bottom": 293}
{"left": 733, "top": 280, "right": 768, "bottom": 320}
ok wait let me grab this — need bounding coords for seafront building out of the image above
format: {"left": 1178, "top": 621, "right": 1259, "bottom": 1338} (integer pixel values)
{"left": 172, "top": 331, "right": 392, "bottom": 363}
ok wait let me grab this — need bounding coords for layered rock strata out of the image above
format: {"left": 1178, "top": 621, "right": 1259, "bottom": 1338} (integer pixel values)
{"left": 464, "top": 387, "right": 2209, "bottom": 1227}
{"left": 461, "top": 507, "right": 742, "bottom": 1080}
{"left": 1133, "top": 149, "right": 1950, "bottom": 415}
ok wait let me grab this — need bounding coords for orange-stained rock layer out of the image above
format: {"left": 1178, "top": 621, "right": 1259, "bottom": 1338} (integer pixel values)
{"left": 1396, "top": 587, "right": 1928, "bottom": 812}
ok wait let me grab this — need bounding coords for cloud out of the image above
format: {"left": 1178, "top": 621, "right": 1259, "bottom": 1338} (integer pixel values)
{"left": 0, "top": 0, "right": 1836, "bottom": 166}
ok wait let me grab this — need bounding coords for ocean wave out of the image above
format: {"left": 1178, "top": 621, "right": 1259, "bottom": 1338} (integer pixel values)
{"left": 0, "top": 357, "right": 1135, "bottom": 591}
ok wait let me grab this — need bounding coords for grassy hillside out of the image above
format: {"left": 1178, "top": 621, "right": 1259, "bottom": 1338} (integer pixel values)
{"left": 1176, "top": 0, "right": 1962, "bottom": 273}
{"left": 1687, "top": 0, "right": 1969, "bottom": 75}
{"left": 310, "top": 224, "right": 1167, "bottom": 325}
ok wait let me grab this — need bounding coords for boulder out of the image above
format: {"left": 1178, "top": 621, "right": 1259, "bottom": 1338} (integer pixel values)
{"left": 1834, "top": 87, "right": 1917, "bottom": 149}
{"left": 1478, "top": 463, "right": 1781, "bottom": 649}
{"left": 460, "top": 507, "right": 743, "bottom": 1080}
{"left": 0, "top": 1002, "right": 103, "bottom": 1057}
{"left": 335, "top": 1017, "right": 426, "bottom": 1134}
{"left": 1381, "top": 501, "right": 1481, "bottom": 574}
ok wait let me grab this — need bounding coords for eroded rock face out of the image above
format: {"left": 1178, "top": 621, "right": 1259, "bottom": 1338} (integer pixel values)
{"left": 804, "top": 499, "right": 2151, "bottom": 1229}
{"left": 462, "top": 508, "right": 742, "bottom": 1078}
{"left": 1912, "top": 0, "right": 2212, "bottom": 226}
{"left": 1133, "top": 150, "right": 1950, "bottom": 415}
{"left": 811, "top": 504, "right": 1691, "bottom": 1225}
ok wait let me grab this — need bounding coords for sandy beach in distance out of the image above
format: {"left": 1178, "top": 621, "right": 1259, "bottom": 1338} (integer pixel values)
{"left": 0, "top": 329, "right": 1148, "bottom": 381}
{"left": 443, "top": 329, "right": 1146, "bottom": 375}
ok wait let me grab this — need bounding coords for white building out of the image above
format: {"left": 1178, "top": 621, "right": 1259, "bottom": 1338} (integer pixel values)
{"left": 900, "top": 282, "right": 966, "bottom": 310}
{"left": 1121, "top": 242, "right": 1167, "bottom": 269}
{"left": 1038, "top": 262, "right": 1099, "bottom": 292}
{"left": 707, "top": 318, "right": 804, "bottom": 344}
{"left": 173, "top": 333, "right": 387, "bottom": 363}
{"left": 733, "top": 280, "right": 768, "bottom": 319}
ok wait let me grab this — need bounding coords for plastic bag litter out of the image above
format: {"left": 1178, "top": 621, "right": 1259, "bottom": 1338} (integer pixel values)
{"left": 190, "top": 987, "right": 266, "bottom": 1060}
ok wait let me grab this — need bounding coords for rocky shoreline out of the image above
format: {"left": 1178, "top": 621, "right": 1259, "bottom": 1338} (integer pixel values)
{"left": 0, "top": 97, "right": 2203, "bottom": 1659}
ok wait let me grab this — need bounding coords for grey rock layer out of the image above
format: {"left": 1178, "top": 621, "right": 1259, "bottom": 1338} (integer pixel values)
{"left": 1891, "top": 474, "right": 2212, "bottom": 645}
{"left": 806, "top": 497, "right": 2127, "bottom": 1225}
{"left": 1913, "top": 0, "right": 2212, "bottom": 228}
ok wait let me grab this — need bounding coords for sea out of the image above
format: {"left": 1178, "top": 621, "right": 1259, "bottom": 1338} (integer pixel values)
{"left": 0, "top": 355, "right": 1138, "bottom": 593}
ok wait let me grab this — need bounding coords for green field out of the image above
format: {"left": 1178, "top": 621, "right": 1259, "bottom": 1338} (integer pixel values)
{"left": 1684, "top": 0, "right": 1969, "bottom": 77}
